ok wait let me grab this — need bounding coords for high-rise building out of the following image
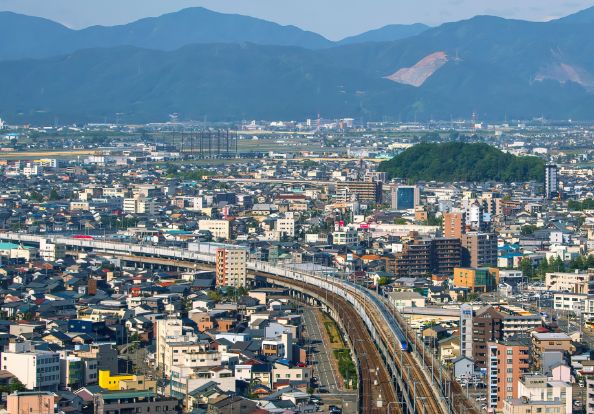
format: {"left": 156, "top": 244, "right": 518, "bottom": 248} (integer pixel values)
{"left": 391, "top": 185, "right": 420, "bottom": 210}
{"left": 472, "top": 306, "right": 504, "bottom": 370}
{"left": 389, "top": 232, "right": 461, "bottom": 277}
{"left": 487, "top": 341, "right": 529, "bottom": 412}
{"left": 461, "top": 232, "right": 498, "bottom": 268}
{"left": 545, "top": 164, "right": 559, "bottom": 199}
{"left": 442, "top": 212, "right": 466, "bottom": 239}
{"left": 215, "top": 248, "right": 248, "bottom": 288}
{"left": 459, "top": 304, "right": 473, "bottom": 359}
{"left": 335, "top": 181, "right": 382, "bottom": 203}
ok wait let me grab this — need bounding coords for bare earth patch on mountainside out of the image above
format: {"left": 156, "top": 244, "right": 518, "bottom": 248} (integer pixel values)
{"left": 384, "top": 51, "right": 448, "bottom": 87}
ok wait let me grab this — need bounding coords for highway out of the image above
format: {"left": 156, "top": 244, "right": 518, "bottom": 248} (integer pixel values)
{"left": 0, "top": 232, "right": 477, "bottom": 414}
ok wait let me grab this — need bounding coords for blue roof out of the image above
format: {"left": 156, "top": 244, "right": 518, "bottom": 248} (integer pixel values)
{"left": 0, "top": 242, "right": 21, "bottom": 250}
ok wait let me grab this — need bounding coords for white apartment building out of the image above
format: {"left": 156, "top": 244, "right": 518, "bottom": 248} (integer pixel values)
{"left": 545, "top": 270, "right": 594, "bottom": 294}
{"left": 276, "top": 218, "right": 295, "bottom": 237}
{"left": 215, "top": 248, "right": 247, "bottom": 288}
{"left": 199, "top": 219, "right": 231, "bottom": 240}
{"left": 123, "top": 197, "right": 156, "bottom": 215}
{"left": 1, "top": 341, "right": 60, "bottom": 390}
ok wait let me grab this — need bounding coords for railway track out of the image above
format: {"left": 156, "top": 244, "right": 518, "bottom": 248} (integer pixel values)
{"left": 258, "top": 272, "right": 399, "bottom": 413}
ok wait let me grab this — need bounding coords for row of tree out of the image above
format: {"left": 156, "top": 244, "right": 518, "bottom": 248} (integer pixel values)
{"left": 520, "top": 254, "right": 594, "bottom": 280}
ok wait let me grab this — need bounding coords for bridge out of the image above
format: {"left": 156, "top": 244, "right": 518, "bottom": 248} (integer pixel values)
{"left": 0, "top": 232, "right": 478, "bottom": 414}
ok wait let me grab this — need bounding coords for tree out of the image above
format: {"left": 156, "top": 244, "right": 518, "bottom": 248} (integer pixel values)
{"left": 8, "top": 378, "right": 25, "bottom": 393}
{"left": 48, "top": 188, "right": 60, "bottom": 201}
{"left": 207, "top": 291, "right": 222, "bottom": 301}
{"left": 520, "top": 258, "right": 534, "bottom": 280}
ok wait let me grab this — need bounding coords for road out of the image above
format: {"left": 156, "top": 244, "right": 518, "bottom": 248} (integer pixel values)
{"left": 301, "top": 306, "right": 357, "bottom": 414}
{"left": 302, "top": 307, "right": 340, "bottom": 392}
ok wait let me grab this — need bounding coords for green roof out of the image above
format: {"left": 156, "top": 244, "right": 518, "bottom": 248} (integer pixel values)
{"left": 101, "top": 391, "right": 154, "bottom": 400}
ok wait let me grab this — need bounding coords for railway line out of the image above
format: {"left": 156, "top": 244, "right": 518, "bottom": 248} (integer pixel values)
{"left": 0, "top": 233, "right": 479, "bottom": 414}
{"left": 258, "top": 271, "right": 399, "bottom": 413}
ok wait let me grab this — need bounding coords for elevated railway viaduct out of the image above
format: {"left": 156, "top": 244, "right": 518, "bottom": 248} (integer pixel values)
{"left": 0, "top": 233, "right": 478, "bottom": 414}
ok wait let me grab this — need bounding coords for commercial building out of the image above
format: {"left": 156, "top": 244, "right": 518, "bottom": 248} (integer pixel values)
{"left": 461, "top": 232, "right": 498, "bottom": 268}
{"left": 453, "top": 267, "right": 498, "bottom": 293}
{"left": 391, "top": 185, "right": 420, "bottom": 210}
{"left": 215, "top": 248, "right": 247, "bottom": 288}
{"left": 486, "top": 341, "right": 530, "bottom": 412}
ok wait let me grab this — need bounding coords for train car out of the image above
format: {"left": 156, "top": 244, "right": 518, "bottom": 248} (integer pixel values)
{"left": 73, "top": 234, "right": 94, "bottom": 240}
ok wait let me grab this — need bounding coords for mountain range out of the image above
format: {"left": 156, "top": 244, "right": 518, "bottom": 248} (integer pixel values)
{"left": 1, "top": 7, "right": 594, "bottom": 123}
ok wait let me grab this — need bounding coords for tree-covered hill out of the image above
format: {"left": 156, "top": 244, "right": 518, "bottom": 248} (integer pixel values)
{"left": 378, "top": 142, "right": 545, "bottom": 182}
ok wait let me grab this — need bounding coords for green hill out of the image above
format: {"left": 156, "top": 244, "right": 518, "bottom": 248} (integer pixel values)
{"left": 378, "top": 142, "right": 545, "bottom": 182}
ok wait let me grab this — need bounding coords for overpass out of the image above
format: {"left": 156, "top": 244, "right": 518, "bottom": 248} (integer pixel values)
{"left": 0, "top": 232, "right": 477, "bottom": 414}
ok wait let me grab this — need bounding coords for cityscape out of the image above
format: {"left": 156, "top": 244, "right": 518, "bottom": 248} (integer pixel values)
{"left": 1, "top": 2, "right": 594, "bottom": 414}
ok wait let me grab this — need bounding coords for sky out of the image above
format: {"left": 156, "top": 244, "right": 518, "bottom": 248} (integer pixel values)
{"left": 1, "top": 0, "right": 593, "bottom": 40}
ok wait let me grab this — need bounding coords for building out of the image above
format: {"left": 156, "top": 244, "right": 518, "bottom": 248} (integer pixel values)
{"left": 442, "top": 212, "right": 466, "bottom": 239}
{"left": 391, "top": 185, "right": 420, "bottom": 210}
{"left": 94, "top": 391, "right": 179, "bottom": 414}
{"left": 123, "top": 196, "right": 156, "bottom": 215}
{"left": 453, "top": 267, "right": 497, "bottom": 293}
{"left": 503, "top": 398, "right": 566, "bottom": 414}
{"left": 461, "top": 232, "right": 497, "bottom": 268}
{"left": 98, "top": 370, "right": 156, "bottom": 392}
{"left": 545, "top": 270, "right": 594, "bottom": 294}
{"left": 72, "top": 343, "right": 118, "bottom": 375}
{"left": 459, "top": 304, "right": 473, "bottom": 359}
{"left": 276, "top": 217, "right": 295, "bottom": 237}
{"left": 6, "top": 391, "right": 58, "bottom": 414}
{"left": 472, "top": 306, "right": 503, "bottom": 370}
{"left": 517, "top": 374, "right": 572, "bottom": 414}
{"left": 432, "top": 238, "right": 462, "bottom": 275}
{"left": 1, "top": 341, "right": 60, "bottom": 390}
{"left": 335, "top": 181, "right": 382, "bottom": 203}
{"left": 553, "top": 292, "right": 588, "bottom": 313}
{"left": 486, "top": 341, "right": 530, "bottom": 412}
{"left": 215, "top": 248, "right": 247, "bottom": 288}
{"left": 198, "top": 219, "right": 231, "bottom": 240}
{"left": 545, "top": 163, "right": 559, "bottom": 199}
{"left": 390, "top": 233, "right": 461, "bottom": 277}
{"left": 387, "top": 291, "right": 426, "bottom": 310}
{"left": 531, "top": 332, "right": 573, "bottom": 371}
{"left": 331, "top": 228, "right": 358, "bottom": 245}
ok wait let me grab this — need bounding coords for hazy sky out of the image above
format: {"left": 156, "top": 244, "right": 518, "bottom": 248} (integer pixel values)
{"left": 1, "top": 0, "right": 593, "bottom": 40}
